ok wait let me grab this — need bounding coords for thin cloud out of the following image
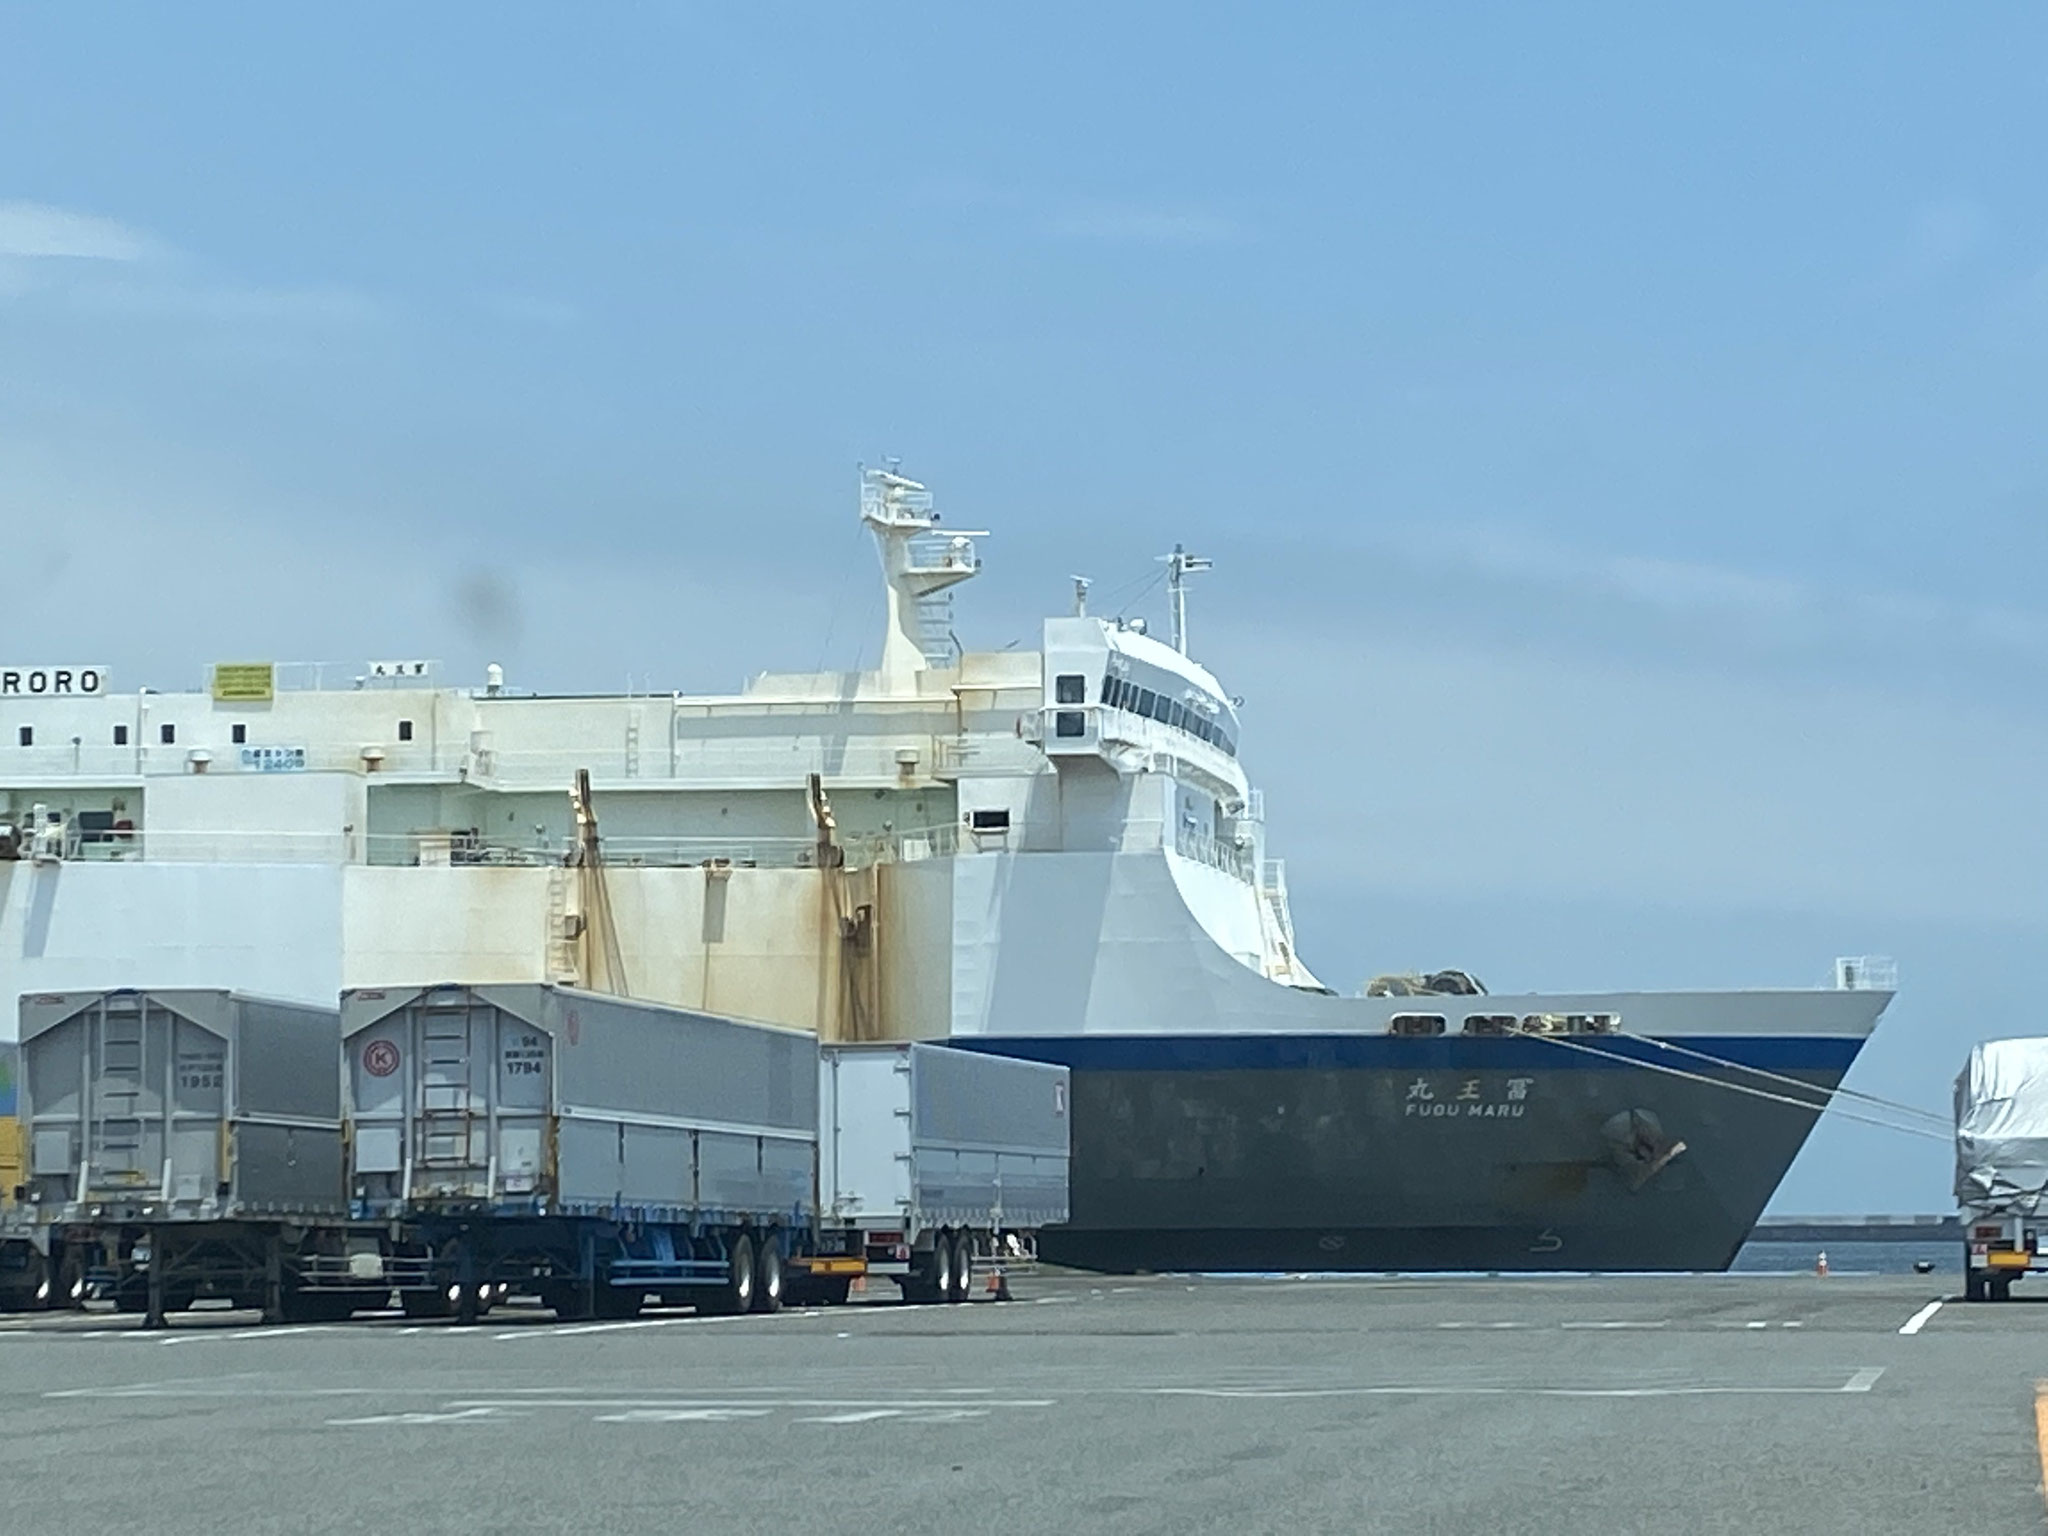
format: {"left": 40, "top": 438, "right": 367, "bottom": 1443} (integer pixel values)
{"left": 0, "top": 200, "right": 158, "bottom": 262}
{"left": 1046, "top": 201, "right": 1240, "bottom": 246}
{"left": 67, "top": 278, "right": 382, "bottom": 327}
{"left": 1374, "top": 521, "right": 2048, "bottom": 676}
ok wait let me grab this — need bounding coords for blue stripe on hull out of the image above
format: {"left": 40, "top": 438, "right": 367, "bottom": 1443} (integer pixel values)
{"left": 947, "top": 1032, "right": 1865, "bottom": 1075}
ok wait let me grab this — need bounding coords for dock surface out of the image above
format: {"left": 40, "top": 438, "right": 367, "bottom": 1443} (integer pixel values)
{"left": 1, "top": 1270, "right": 2040, "bottom": 1533}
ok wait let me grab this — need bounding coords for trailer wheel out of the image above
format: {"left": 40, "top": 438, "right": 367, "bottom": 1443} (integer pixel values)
{"left": 934, "top": 1232, "right": 959, "bottom": 1302}
{"left": 704, "top": 1232, "right": 756, "bottom": 1315}
{"left": 947, "top": 1232, "right": 973, "bottom": 1304}
{"left": 753, "top": 1237, "right": 784, "bottom": 1315}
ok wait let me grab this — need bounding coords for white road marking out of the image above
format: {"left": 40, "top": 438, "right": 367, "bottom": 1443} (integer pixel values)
{"left": 1559, "top": 1320, "right": 1669, "bottom": 1330}
{"left": 1435, "top": 1321, "right": 1528, "bottom": 1330}
{"left": 797, "top": 1409, "right": 905, "bottom": 1423}
{"left": 1898, "top": 1300, "right": 1944, "bottom": 1336}
{"left": 494, "top": 1316, "right": 747, "bottom": 1340}
{"left": 444, "top": 1397, "right": 1054, "bottom": 1413}
{"left": 49, "top": 1384, "right": 418, "bottom": 1400}
{"left": 328, "top": 1407, "right": 515, "bottom": 1426}
{"left": 595, "top": 1408, "right": 774, "bottom": 1424}
{"left": 1745, "top": 1321, "right": 1769, "bottom": 1330}
{"left": 1146, "top": 1376, "right": 1885, "bottom": 1400}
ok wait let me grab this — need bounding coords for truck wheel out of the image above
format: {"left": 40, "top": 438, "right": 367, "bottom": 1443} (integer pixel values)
{"left": 933, "top": 1235, "right": 957, "bottom": 1302}
{"left": 1991, "top": 1275, "right": 2013, "bottom": 1303}
{"left": 705, "top": 1233, "right": 755, "bottom": 1315}
{"left": 948, "top": 1232, "right": 973, "bottom": 1304}
{"left": 753, "top": 1238, "right": 784, "bottom": 1315}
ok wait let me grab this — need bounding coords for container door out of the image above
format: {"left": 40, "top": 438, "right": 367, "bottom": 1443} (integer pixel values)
{"left": 492, "top": 1016, "right": 552, "bottom": 1198}
{"left": 166, "top": 1014, "right": 228, "bottom": 1205}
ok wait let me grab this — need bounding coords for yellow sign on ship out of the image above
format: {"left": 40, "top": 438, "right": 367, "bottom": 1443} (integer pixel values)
{"left": 211, "top": 662, "right": 276, "bottom": 703}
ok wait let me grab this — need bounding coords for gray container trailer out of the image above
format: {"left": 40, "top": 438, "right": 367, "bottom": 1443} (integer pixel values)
{"left": 341, "top": 984, "right": 819, "bottom": 1319}
{"left": 344, "top": 983, "right": 816, "bottom": 1221}
{"left": 821, "top": 1042, "right": 1069, "bottom": 1233}
{"left": 819, "top": 1042, "right": 1068, "bottom": 1301}
{"left": 11, "top": 989, "right": 356, "bottom": 1323}
{"left": 20, "top": 989, "right": 344, "bottom": 1219}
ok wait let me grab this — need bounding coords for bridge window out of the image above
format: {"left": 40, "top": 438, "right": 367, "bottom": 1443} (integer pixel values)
{"left": 1388, "top": 1014, "right": 1446, "bottom": 1037}
{"left": 16, "top": 726, "right": 29, "bottom": 747}
{"left": 113, "top": 724, "right": 128, "bottom": 746}
{"left": 1054, "top": 711, "right": 1086, "bottom": 738}
{"left": 1054, "top": 674, "right": 1086, "bottom": 705}
{"left": 398, "top": 719, "right": 415, "bottom": 742}
{"left": 1097, "top": 671, "right": 1239, "bottom": 759}
{"left": 968, "top": 808, "right": 1011, "bottom": 832}
{"left": 160, "top": 723, "right": 176, "bottom": 745}
{"left": 231, "top": 723, "right": 247, "bottom": 744}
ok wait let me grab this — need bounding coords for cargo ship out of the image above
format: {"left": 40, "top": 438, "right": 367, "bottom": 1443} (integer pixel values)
{"left": 0, "top": 466, "right": 1891, "bottom": 1271}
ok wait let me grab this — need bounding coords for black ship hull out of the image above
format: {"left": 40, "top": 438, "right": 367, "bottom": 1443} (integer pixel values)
{"left": 951, "top": 1032, "right": 1861, "bottom": 1273}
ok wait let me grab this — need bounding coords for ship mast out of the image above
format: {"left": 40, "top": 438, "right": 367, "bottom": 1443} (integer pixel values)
{"left": 1162, "top": 543, "right": 1213, "bottom": 655}
{"left": 859, "top": 465, "right": 986, "bottom": 694}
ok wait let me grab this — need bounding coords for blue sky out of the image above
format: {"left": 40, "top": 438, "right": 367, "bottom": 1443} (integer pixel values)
{"left": 4, "top": 5, "right": 2046, "bottom": 1211}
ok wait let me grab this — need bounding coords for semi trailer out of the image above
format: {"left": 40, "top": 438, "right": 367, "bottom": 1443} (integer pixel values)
{"left": 3, "top": 984, "right": 1070, "bottom": 1325}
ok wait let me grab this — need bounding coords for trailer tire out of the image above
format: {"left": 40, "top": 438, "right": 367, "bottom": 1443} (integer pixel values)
{"left": 703, "top": 1232, "right": 756, "bottom": 1316}
{"left": 754, "top": 1237, "right": 784, "bottom": 1314}
{"left": 947, "top": 1232, "right": 973, "bottom": 1304}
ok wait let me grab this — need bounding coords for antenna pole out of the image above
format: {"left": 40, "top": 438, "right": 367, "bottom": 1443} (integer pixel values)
{"left": 1163, "top": 544, "right": 1212, "bottom": 655}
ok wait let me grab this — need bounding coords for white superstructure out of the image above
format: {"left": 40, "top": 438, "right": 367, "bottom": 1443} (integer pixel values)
{"left": 0, "top": 467, "right": 1330, "bottom": 1042}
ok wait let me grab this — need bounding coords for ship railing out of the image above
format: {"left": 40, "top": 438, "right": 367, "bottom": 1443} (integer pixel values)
{"left": 0, "top": 735, "right": 1058, "bottom": 788}
{"left": 362, "top": 823, "right": 968, "bottom": 870}
{"left": 24, "top": 827, "right": 366, "bottom": 864}
{"left": 1172, "top": 824, "right": 1256, "bottom": 883}
{"left": 4, "top": 822, "right": 970, "bottom": 870}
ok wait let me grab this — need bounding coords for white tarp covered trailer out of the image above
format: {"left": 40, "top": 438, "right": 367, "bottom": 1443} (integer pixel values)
{"left": 1954, "top": 1037, "right": 2048, "bottom": 1300}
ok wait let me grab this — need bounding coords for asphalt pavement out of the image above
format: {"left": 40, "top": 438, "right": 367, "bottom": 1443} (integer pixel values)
{"left": 0, "top": 1269, "right": 2039, "bottom": 1534}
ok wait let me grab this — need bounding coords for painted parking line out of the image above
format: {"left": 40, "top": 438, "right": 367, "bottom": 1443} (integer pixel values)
{"left": 1898, "top": 1299, "right": 1945, "bottom": 1336}
{"left": 1145, "top": 1371, "right": 1885, "bottom": 1400}
{"left": 329, "top": 1407, "right": 515, "bottom": 1427}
